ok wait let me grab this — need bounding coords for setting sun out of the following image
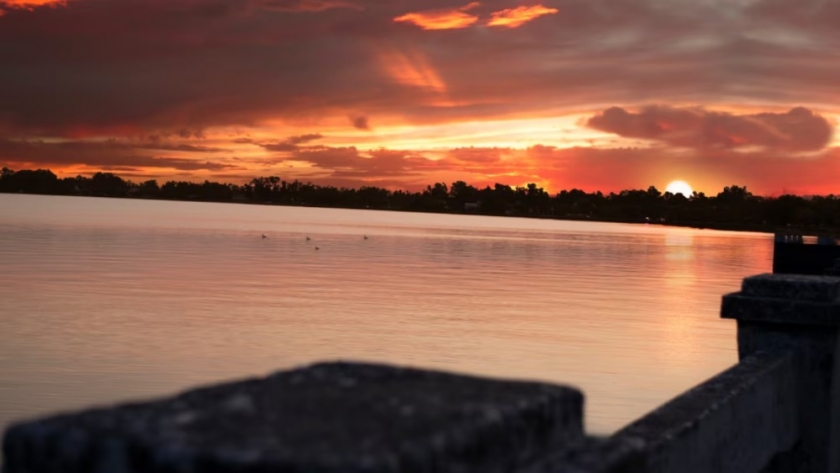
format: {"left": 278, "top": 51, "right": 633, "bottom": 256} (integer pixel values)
{"left": 665, "top": 180, "right": 693, "bottom": 197}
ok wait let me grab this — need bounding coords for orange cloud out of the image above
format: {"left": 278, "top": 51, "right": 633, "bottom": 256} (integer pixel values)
{"left": 379, "top": 47, "right": 447, "bottom": 91}
{"left": 393, "top": 2, "right": 480, "bottom": 30}
{"left": 1, "top": 0, "right": 65, "bottom": 9}
{"left": 487, "top": 4, "right": 558, "bottom": 28}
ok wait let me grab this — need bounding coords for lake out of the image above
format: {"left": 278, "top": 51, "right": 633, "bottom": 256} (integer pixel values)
{"left": 0, "top": 194, "right": 772, "bottom": 434}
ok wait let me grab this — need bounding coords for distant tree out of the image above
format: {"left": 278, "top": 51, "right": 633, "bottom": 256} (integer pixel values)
{"left": 90, "top": 172, "right": 129, "bottom": 197}
{"left": 717, "top": 185, "right": 752, "bottom": 204}
{"left": 0, "top": 169, "right": 60, "bottom": 194}
{"left": 449, "top": 180, "right": 478, "bottom": 210}
{"left": 137, "top": 180, "right": 160, "bottom": 198}
{"left": 422, "top": 182, "right": 449, "bottom": 211}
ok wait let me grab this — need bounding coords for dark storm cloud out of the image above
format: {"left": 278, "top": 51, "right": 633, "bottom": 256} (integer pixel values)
{"left": 587, "top": 106, "right": 834, "bottom": 152}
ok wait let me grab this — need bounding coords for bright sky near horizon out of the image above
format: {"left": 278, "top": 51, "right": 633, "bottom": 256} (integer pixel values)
{"left": 1, "top": 0, "right": 840, "bottom": 195}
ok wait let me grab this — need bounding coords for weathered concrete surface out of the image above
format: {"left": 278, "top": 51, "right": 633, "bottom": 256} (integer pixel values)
{"left": 722, "top": 273, "right": 840, "bottom": 473}
{"left": 517, "top": 435, "right": 645, "bottom": 473}
{"left": 2, "top": 361, "right": 583, "bottom": 473}
{"left": 721, "top": 273, "right": 840, "bottom": 326}
{"left": 523, "top": 350, "right": 799, "bottom": 473}
{"left": 740, "top": 273, "right": 840, "bottom": 302}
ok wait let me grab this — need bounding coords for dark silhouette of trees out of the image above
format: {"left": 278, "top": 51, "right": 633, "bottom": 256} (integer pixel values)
{"left": 136, "top": 180, "right": 161, "bottom": 198}
{"left": 1, "top": 167, "right": 839, "bottom": 233}
{"left": 90, "top": 172, "right": 129, "bottom": 197}
{"left": 0, "top": 168, "right": 62, "bottom": 194}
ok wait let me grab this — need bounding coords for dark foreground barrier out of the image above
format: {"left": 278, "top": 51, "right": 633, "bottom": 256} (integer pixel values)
{"left": 773, "top": 233, "right": 840, "bottom": 276}
{"left": 2, "top": 364, "right": 584, "bottom": 473}
{"left": 5, "top": 273, "right": 840, "bottom": 472}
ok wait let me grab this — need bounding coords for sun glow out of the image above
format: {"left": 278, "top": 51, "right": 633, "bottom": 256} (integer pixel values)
{"left": 665, "top": 180, "right": 693, "bottom": 197}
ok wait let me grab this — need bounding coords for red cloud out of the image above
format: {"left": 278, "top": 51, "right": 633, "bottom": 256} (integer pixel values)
{"left": 587, "top": 106, "right": 834, "bottom": 152}
{"left": 487, "top": 4, "right": 558, "bottom": 28}
{"left": 394, "top": 2, "right": 480, "bottom": 30}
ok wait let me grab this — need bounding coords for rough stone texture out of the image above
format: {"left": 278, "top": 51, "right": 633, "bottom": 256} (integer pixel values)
{"left": 517, "top": 436, "right": 645, "bottom": 473}
{"left": 721, "top": 274, "right": 840, "bottom": 326}
{"left": 526, "top": 350, "right": 799, "bottom": 473}
{"left": 2, "top": 362, "right": 584, "bottom": 473}
{"left": 722, "top": 273, "right": 840, "bottom": 473}
{"left": 741, "top": 273, "right": 840, "bottom": 302}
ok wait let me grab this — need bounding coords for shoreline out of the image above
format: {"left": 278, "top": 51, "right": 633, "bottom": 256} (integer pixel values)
{"left": 1, "top": 190, "right": 791, "bottom": 236}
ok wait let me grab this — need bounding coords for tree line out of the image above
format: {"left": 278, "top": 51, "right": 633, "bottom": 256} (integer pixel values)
{"left": 2, "top": 167, "right": 838, "bottom": 233}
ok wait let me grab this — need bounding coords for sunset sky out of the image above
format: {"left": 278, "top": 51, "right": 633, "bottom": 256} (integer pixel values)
{"left": 2, "top": 0, "right": 840, "bottom": 195}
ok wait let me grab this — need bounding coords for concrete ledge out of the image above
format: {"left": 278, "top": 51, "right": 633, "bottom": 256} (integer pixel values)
{"left": 722, "top": 274, "right": 840, "bottom": 326}
{"left": 2, "top": 361, "right": 584, "bottom": 473}
{"left": 721, "top": 295, "right": 840, "bottom": 326}
{"left": 533, "top": 350, "right": 800, "bottom": 473}
{"left": 740, "top": 273, "right": 840, "bottom": 302}
{"left": 610, "top": 350, "right": 798, "bottom": 473}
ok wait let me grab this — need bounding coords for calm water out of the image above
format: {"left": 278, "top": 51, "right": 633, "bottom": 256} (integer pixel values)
{"left": 0, "top": 194, "right": 772, "bottom": 434}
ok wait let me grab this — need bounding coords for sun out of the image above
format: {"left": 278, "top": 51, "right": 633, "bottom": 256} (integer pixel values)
{"left": 665, "top": 180, "right": 693, "bottom": 197}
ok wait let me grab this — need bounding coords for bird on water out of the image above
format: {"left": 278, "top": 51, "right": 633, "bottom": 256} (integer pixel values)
{"left": 364, "top": 235, "right": 368, "bottom": 240}
{"left": 306, "top": 236, "right": 311, "bottom": 241}
{"left": 262, "top": 234, "right": 267, "bottom": 239}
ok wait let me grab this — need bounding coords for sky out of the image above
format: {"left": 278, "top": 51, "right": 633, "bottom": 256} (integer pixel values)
{"left": 1, "top": 0, "right": 840, "bottom": 195}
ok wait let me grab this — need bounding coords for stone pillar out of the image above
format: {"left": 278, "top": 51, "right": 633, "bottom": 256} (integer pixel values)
{"left": 3, "top": 362, "right": 584, "bottom": 473}
{"left": 721, "top": 273, "right": 840, "bottom": 473}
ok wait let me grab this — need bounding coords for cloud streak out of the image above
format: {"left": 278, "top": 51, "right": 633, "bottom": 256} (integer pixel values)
{"left": 260, "top": 0, "right": 361, "bottom": 13}
{"left": 587, "top": 106, "right": 834, "bottom": 152}
{"left": 257, "top": 133, "right": 324, "bottom": 151}
{"left": 0, "top": 139, "right": 238, "bottom": 171}
{"left": 487, "top": 4, "right": 558, "bottom": 28}
{"left": 393, "top": 2, "right": 480, "bottom": 30}
{"left": 394, "top": 3, "right": 558, "bottom": 30}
